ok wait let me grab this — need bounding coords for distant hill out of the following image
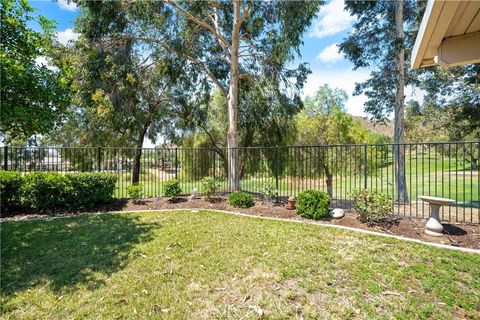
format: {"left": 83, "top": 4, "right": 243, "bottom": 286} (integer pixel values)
{"left": 350, "top": 115, "right": 393, "bottom": 138}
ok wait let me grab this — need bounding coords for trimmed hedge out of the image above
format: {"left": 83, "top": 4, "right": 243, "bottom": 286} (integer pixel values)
{"left": 0, "top": 171, "right": 23, "bottom": 212}
{"left": 22, "top": 172, "right": 70, "bottom": 210}
{"left": 65, "top": 173, "right": 117, "bottom": 209}
{"left": 296, "top": 190, "right": 330, "bottom": 220}
{"left": 228, "top": 191, "right": 255, "bottom": 208}
{"left": 21, "top": 172, "right": 117, "bottom": 212}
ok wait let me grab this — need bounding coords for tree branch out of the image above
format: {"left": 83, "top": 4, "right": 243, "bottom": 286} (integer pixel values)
{"left": 162, "top": 0, "right": 231, "bottom": 49}
{"left": 115, "top": 36, "right": 228, "bottom": 98}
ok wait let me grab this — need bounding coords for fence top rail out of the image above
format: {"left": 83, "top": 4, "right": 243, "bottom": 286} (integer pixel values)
{"left": 2, "top": 141, "right": 479, "bottom": 150}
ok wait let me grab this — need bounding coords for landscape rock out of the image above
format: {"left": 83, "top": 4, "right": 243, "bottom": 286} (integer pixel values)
{"left": 330, "top": 208, "right": 344, "bottom": 219}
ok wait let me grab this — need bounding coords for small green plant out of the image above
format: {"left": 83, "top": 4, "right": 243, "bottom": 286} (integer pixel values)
{"left": 163, "top": 179, "right": 182, "bottom": 199}
{"left": 201, "top": 176, "right": 219, "bottom": 201}
{"left": 228, "top": 191, "right": 255, "bottom": 208}
{"left": 296, "top": 190, "right": 330, "bottom": 220}
{"left": 127, "top": 184, "right": 144, "bottom": 204}
{"left": 351, "top": 189, "right": 393, "bottom": 224}
{"left": 0, "top": 171, "right": 23, "bottom": 212}
{"left": 261, "top": 182, "right": 278, "bottom": 204}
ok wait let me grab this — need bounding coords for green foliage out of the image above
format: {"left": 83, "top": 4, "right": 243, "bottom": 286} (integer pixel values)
{"left": 228, "top": 191, "right": 254, "bottom": 208}
{"left": 179, "top": 137, "right": 213, "bottom": 181}
{"left": 65, "top": 173, "right": 117, "bottom": 209}
{"left": 261, "top": 182, "right": 278, "bottom": 203}
{"left": 127, "top": 184, "right": 144, "bottom": 204}
{"left": 22, "top": 172, "right": 70, "bottom": 210}
{"left": 163, "top": 179, "right": 182, "bottom": 198}
{"left": 200, "top": 176, "right": 219, "bottom": 201}
{"left": 338, "top": 0, "right": 420, "bottom": 121}
{"left": 351, "top": 189, "right": 393, "bottom": 223}
{"left": 22, "top": 172, "right": 117, "bottom": 212}
{"left": 0, "top": 171, "right": 23, "bottom": 212}
{"left": 0, "top": 0, "right": 70, "bottom": 138}
{"left": 296, "top": 190, "right": 330, "bottom": 220}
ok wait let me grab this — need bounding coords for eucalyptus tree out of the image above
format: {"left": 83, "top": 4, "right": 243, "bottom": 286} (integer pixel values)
{"left": 49, "top": 1, "right": 187, "bottom": 185}
{"left": 339, "top": 0, "right": 420, "bottom": 202}
{"left": 92, "top": 0, "right": 323, "bottom": 190}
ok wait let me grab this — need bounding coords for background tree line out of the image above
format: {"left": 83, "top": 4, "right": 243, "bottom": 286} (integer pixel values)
{"left": 1, "top": 0, "right": 478, "bottom": 192}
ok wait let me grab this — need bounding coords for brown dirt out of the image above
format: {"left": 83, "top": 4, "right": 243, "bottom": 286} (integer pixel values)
{"left": 2, "top": 196, "right": 479, "bottom": 250}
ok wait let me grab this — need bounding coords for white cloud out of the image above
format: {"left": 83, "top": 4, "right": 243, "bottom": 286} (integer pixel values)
{"left": 57, "top": 28, "right": 79, "bottom": 45}
{"left": 35, "top": 56, "right": 49, "bottom": 66}
{"left": 317, "top": 43, "right": 343, "bottom": 63}
{"left": 310, "top": 0, "right": 355, "bottom": 38}
{"left": 57, "top": 0, "right": 77, "bottom": 11}
{"left": 302, "top": 68, "right": 371, "bottom": 116}
{"left": 35, "top": 56, "right": 59, "bottom": 71}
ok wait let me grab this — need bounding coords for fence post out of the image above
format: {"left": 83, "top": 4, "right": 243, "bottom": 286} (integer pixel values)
{"left": 212, "top": 148, "right": 216, "bottom": 181}
{"left": 275, "top": 145, "right": 279, "bottom": 202}
{"left": 3, "top": 145, "right": 8, "bottom": 171}
{"left": 363, "top": 144, "right": 368, "bottom": 189}
{"left": 97, "top": 147, "right": 102, "bottom": 172}
{"left": 175, "top": 147, "right": 178, "bottom": 180}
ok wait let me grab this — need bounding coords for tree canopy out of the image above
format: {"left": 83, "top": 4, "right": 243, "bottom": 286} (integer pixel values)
{"left": 0, "top": 0, "right": 70, "bottom": 140}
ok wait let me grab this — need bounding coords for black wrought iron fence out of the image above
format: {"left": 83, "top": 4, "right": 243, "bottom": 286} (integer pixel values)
{"left": 1, "top": 142, "right": 478, "bottom": 223}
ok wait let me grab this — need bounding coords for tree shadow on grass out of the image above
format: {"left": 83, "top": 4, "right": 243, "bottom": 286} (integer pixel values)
{"left": 1, "top": 213, "right": 157, "bottom": 298}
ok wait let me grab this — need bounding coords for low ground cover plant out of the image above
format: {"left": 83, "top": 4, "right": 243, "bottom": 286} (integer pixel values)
{"left": 127, "top": 184, "right": 144, "bottom": 204}
{"left": 0, "top": 171, "right": 23, "bottom": 212}
{"left": 296, "top": 190, "right": 330, "bottom": 220}
{"left": 163, "top": 179, "right": 182, "bottom": 200}
{"left": 351, "top": 189, "right": 394, "bottom": 226}
{"left": 201, "top": 176, "right": 219, "bottom": 201}
{"left": 228, "top": 191, "right": 255, "bottom": 208}
{"left": 2, "top": 172, "right": 117, "bottom": 213}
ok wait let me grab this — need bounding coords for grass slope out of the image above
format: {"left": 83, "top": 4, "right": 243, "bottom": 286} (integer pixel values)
{"left": 1, "top": 211, "right": 479, "bottom": 319}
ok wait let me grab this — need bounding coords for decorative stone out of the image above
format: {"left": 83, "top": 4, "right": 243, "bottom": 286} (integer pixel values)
{"left": 419, "top": 196, "right": 455, "bottom": 237}
{"left": 190, "top": 188, "right": 198, "bottom": 199}
{"left": 330, "top": 208, "right": 344, "bottom": 219}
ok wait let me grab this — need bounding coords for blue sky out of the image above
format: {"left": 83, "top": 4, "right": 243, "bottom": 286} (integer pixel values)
{"left": 29, "top": 0, "right": 381, "bottom": 117}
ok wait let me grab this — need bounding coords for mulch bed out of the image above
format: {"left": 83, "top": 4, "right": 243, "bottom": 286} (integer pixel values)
{"left": 2, "top": 196, "right": 479, "bottom": 250}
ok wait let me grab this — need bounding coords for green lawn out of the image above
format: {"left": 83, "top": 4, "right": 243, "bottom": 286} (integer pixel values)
{"left": 1, "top": 211, "right": 479, "bottom": 319}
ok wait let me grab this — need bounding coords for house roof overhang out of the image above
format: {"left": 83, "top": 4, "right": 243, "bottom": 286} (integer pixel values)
{"left": 411, "top": 0, "right": 480, "bottom": 69}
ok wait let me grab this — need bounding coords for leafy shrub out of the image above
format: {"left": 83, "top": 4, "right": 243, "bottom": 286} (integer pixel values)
{"left": 228, "top": 191, "right": 254, "bottom": 208}
{"left": 65, "top": 173, "right": 117, "bottom": 209}
{"left": 127, "top": 184, "right": 144, "bottom": 204}
{"left": 351, "top": 189, "right": 393, "bottom": 223}
{"left": 0, "top": 171, "right": 23, "bottom": 212}
{"left": 201, "top": 176, "right": 219, "bottom": 201}
{"left": 296, "top": 190, "right": 330, "bottom": 220}
{"left": 22, "top": 172, "right": 117, "bottom": 212}
{"left": 22, "top": 172, "right": 71, "bottom": 210}
{"left": 163, "top": 179, "right": 182, "bottom": 198}
{"left": 261, "top": 182, "right": 278, "bottom": 204}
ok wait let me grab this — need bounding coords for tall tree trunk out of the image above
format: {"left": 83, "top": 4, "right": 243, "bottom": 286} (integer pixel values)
{"left": 132, "top": 121, "right": 150, "bottom": 186}
{"left": 227, "top": 0, "right": 241, "bottom": 191}
{"left": 394, "top": 0, "right": 408, "bottom": 203}
{"left": 323, "top": 164, "right": 333, "bottom": 198}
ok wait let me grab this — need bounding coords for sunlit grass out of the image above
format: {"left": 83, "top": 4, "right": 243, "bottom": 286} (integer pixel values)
{"left": 1, "top": 211, "right": 479, "bottom": 319}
